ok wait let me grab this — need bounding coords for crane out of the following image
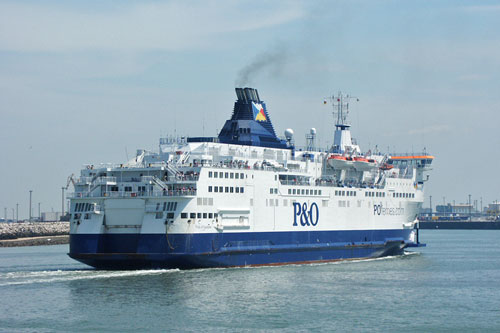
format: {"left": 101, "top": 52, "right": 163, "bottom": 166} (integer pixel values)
{"left": 61, "top": 174, "right": 76, "bottom": 219}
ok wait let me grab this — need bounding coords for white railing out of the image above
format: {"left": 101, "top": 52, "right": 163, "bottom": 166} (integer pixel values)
{"left": 67, "top": 189, "right": 196, "bottom": 199}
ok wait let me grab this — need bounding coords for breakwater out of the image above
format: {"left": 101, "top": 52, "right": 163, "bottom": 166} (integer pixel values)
{"left": 0, "top": 222, "right": 69, "bottom": 247}
{"left": 419, "top": 221, "right": 500, "bottom": 230}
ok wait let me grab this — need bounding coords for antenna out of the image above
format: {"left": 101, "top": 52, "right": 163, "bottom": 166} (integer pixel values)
{"left": 324, "top": 92, "right": 359, "bottom": 128}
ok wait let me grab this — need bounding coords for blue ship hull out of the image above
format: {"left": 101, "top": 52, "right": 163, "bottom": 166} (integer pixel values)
{"left": 69, "top": 229, "right": 414, "bottom": 269}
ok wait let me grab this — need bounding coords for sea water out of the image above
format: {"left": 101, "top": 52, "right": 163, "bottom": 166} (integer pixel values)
{"left": 0, "top": 230, "right": 499, "bottom": 332}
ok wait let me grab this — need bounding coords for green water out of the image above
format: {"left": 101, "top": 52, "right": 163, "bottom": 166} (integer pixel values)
{"left": 1, "top": 230, "right": 499, "bottom": 332}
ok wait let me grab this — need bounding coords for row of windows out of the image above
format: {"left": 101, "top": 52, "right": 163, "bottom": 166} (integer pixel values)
{"left": 270, "top": 188, "right": 278, "bottom": 194}
{"left": 394, "top": 193, "right": 415, "bottom": 198}
{"left": 208, "top": 171, "right": 245, "bottom": 179}
{"left": 156, "top": 212, "right": 175, "bottom": 219}
{"left": 336, "top": 190, "right": 357, "bottom": 197}
{"left": 287, "top": 188, "right": 323, "bottom": 196}
{"left": 208, "top": 186, "right": 245, "bottom": 193}
{"left": 73, "top": 213, "right": 91, "bottom": 220}
{"left": 366, "top": 192, "right": 385, "bottom": 198}
{"left": 180, "top": 212, "right": 219, "bottom": 219}
{"left": 74, "top": 203, "right": 94, "bottom": 212}
{"left": 110, "top": 186, "right": 147, "bottom": 192}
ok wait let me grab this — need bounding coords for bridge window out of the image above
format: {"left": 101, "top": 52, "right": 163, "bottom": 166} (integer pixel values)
{"left": 181, "top": 213, "right": 187, "bottom": 218}
{"left": 209, "top": 213, "right": 213, "bottom": 218}
{"left": 167, "top": 212, "right": 174, "bottom": 219}
{"left": 240, "top": 187, "right": 244, "bottom": 193}
{"left": 197, "top": 213, "right": 202, "bottom": 218}
{"left": 236, "top": 187, "right": 240, "bottom": 193}
{"left": 235, "top": 173, "right": 239, "bottom": 179}
{"left": 209, "top": 171, "right": 213, "bottom": 178}
{"left": 219, "top": 172, "right": 223, "bottom": 178}
{"left": 225, "top": 187, "right": 229, "bottom": 193}
{"left": 190, "top": 213, "right": 196, "bottom": 219}
{"left": 230, "top": 187, "right": 234, "bottom": 193}
{"left": 203, "top": 213, "right": 207, "bottom": 219}
{"left": 214, "top": 172, "right": 218, "bottom": 178}
{"left": 214, "top": 187, "right": 218, "bottom": 193}
{"left": 225, "top": 172, "right": 229, "bottom": 178}
{"left": 219, "top": 186, "right": 223, "bottom": 192}
{"left": 208, "top": 186, "right": 212, "bottom": 192}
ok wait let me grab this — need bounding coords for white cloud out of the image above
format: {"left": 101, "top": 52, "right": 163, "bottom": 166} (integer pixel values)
{"left": 0, "top": 1, "right": 304, "bottom": 52}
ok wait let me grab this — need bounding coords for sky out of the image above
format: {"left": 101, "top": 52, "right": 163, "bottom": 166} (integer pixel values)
{"left": 1, "top": 0, "right": 500, "bottom": 219}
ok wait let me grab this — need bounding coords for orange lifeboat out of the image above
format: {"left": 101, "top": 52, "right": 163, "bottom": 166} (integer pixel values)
{"left": 327, "top": 154, "right": 353, "bottom": 169}
{"left": 379, "top": 163, "right": 394, "bottom": 170}
{"left": 353, "top": 156, "right": 377, "bottom": 171}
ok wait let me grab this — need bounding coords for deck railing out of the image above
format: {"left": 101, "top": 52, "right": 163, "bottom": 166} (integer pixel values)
{"left": 67, "top": 189, "right": 197, "bottom": 199}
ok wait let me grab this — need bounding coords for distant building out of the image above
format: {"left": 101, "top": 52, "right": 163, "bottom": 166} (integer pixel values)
{"left": 436, "top": 204, "right": 474, "bottom": 216}
{"left": 41, "top": 212, "right": 63, "bottom": 222}
{"left": 486, "top": 202, "right": 500, "bottom": 216}
{"left": 419, "top": 207, "right": 431, "bottom": 215}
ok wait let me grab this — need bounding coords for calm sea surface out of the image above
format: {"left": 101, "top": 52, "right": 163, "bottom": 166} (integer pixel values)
{"left": 1, "top": 230, "right": 499, "bottom": 332}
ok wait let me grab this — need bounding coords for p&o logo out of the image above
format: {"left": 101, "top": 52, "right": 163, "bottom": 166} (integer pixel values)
{"left": 293, "top": 202, "right": 319, "bottom": 226}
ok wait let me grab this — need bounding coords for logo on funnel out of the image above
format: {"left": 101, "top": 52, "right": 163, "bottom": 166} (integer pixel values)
{"left": 252, "top": 102, "right": 267, "bottom": 122}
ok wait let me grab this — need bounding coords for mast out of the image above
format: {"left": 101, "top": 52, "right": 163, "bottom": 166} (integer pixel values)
{"left": 325, "top": 92, "right": 359, "bottom": 154}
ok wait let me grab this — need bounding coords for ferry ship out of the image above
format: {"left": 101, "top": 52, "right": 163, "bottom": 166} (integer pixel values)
{"left": 68, "top": 88, "right": 433, "bottom": 269}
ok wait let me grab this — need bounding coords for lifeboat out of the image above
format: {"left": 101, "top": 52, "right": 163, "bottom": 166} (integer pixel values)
{"left": 379, "top": 163, "right": 394, "bottom": 170}
{"left": 353, "top": 156, "right": 377, "bottom": 171}
{"left": 327, "top": 154, "right": 354, "bottom": 169}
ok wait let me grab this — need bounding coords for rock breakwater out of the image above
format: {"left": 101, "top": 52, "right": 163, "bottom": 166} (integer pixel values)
{"left": 0, "top": 222, "right": 69, "bottom": 247}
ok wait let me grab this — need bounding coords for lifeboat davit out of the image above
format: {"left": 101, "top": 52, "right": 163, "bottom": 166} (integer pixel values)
{"left": 327, "top": 154, "right": 354, "bottom": 169}
{"left": 353, "top": 156, "right": 377, "bottom": 171}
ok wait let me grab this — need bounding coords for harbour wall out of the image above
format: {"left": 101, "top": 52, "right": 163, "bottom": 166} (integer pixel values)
{"left": 419, "top": 221, "right": 500, "bottom": 230}
{"left": 0, "top": 222, "right": 69, "bottom": 247}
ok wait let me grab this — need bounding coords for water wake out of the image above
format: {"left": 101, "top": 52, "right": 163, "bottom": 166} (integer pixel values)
{"left": 0, "top": 268, "right": 179, "bottom": 286}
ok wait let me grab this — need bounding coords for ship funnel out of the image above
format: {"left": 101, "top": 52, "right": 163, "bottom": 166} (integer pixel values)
{"left": 218, "top": 87, "right": 288, "bottom": 149}
{"left": 236, "top": 87, "right": 261, "bottom": 102}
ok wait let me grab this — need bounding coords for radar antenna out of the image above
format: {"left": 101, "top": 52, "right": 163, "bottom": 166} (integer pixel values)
{"left": 324, "top": 92, "right": 359, "bottom": 128}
